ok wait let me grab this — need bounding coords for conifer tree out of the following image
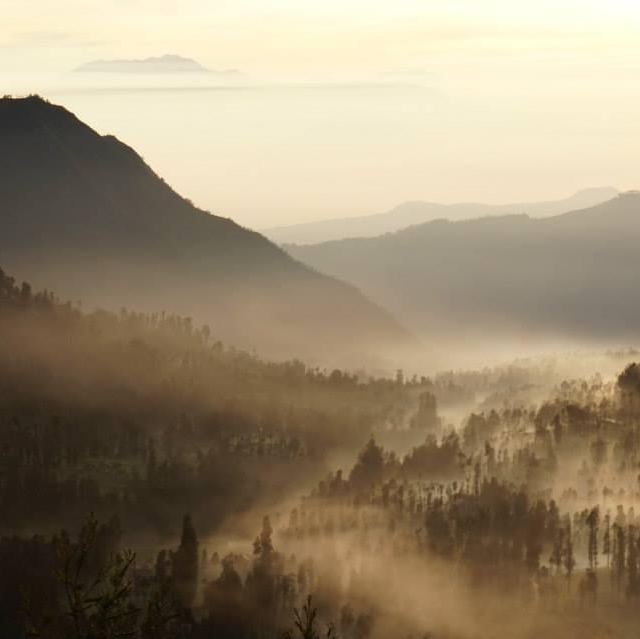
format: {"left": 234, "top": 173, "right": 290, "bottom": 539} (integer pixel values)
{"left": 172, "top": 514, "right": 199, "bottom": 610}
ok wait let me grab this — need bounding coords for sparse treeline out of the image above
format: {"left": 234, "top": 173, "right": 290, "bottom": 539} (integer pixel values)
{"left": 0, "top": 267, "right": 434, "bottom": 534}
{"left": 0, "top": 508, "right": 372, "bottom": 639}
{"left": 274, "top": 362, "right": 640, "bottom": 620}
{"left": 6, "top": 267, "right": 640, "bottom": 637}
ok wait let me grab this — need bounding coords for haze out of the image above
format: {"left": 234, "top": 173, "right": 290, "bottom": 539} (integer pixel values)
{"left": 2, "top": 0, "right": 639, "bottom": 228}
{"left": 5, "top": 3, "right": 640, "bottom": 639}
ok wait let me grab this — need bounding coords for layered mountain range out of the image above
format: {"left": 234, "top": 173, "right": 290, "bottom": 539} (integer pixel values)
{"left": 286, "top": 192, "right": 640, "bottom": 345}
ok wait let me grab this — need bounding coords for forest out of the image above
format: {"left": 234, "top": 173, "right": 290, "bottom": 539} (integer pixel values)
{"left": 5, "top": 1, "right": 640, "bottom": 635}
{"left": 2, "top": 265, "right": 640, "bottom": 638}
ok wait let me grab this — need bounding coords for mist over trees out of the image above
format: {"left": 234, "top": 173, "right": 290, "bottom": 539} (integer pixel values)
{"left": 0, "top": 95, "right": 409, "bottom": 368}
{"left": 0, "top": 265, "right": 426, "bottom": 537}
{"left": 2, "top": 79, "right": 640, "bottom": 639}
{"left": 3, "top": 264, "right": 640, "bottom": 638}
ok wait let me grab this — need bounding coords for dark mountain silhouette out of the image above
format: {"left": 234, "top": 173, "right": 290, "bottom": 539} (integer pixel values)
{"left": 264, "top": 187, "right": 618, "bottom": 244}
{"left": 0, "top": 95, "right": 409, "bottom": 364}
{"left": 286, "top": 192, "right": 640, "bottom": 344}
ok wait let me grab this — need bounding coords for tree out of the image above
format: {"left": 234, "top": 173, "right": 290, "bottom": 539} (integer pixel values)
{"left": 618, "top": 363, "right": 640, "bottom": 418}
{"left": 349, "top": 438, "right": 384, "bottom": 489}
{"left": 139, "top": 584, "right": 181, "bottom": 639}
{"left": 550, "top": 528, "right": 564, "bottom": 576}
{"left": 564, "top": 523, "right": 575, "bottom": 592}
{"left": 247, "top": 516, "right": 280, "bottom": 612}
{"left": 25, "top": 514, "right": 178, "bottom": 639}
{"left": 283, "top": 596, "right": 338, "bottom": 639}
{"left": 603, "top": 512, "right": 611, "bottom": 569}
{"left": 55, "top": 514, "right": 138, "bottom": 639}
{"left": 614, "top": 524, "right": 627, "bottom": 593}
{"left": 627, "top": 526, "right": 639, "bottom": 598}
{"left": 587, "top": 507, "right": 599, "bottom": 571}
{"left": 172, "top": 515, "right": 199, "bottom": 610}
{"left": 410, "top": 391, "right": 439, "bottom": 432}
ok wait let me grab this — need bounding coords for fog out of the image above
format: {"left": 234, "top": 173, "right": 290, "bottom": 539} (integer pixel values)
{"left": 1, "top": 67, "right": 638, "bottom": 230}
{"left": 5, "top": 261, "right": 640, "bottom": 637}
{"left": 2, "top": 3, "right": 640, "bottom": 635}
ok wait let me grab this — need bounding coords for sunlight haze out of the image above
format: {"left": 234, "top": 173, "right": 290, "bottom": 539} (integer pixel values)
{"left": 2, "top": 0, "right": 638, "bottom": 227}
{"left": 5, "top": 3, "right": 640, "bottom": 638}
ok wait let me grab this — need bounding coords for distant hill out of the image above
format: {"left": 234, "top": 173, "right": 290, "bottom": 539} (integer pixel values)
{"left": 0, "top": 96, "right": 409, "bottom": 365}
{"left": 74, "top": 54, "right": 237, "bottom": 74}
{"left": 286, "top": 192, "right": 640, "bottom": 344}
{"left": 265, "top": 188, "right": 618, "bottom": 244}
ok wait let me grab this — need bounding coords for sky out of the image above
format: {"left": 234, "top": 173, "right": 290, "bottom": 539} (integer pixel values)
{"left": 1, "top": 0, "right": 639, "bottom": 228}
{"left": 2, "top": 1, "right": 640, "bottom": 75}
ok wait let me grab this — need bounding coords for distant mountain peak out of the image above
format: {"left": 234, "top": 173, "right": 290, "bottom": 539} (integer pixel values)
{"left": 264, "top": 188, "right": 620, "bottom": 245}
{"left": 285, "top": 191, "right": 640, "bottom": 355}
{"left": 575, "top": 186, "right": 618, "bottom": 196}
{"left": 74, "top": 54, "right": 238, "bottom": 74}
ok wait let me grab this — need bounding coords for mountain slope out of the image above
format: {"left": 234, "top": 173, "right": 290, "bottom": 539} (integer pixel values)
{"left": 264, "top": 188, "right": 618, "bottom": 244}
{"left": 0, "top": 95, "right": 409, "bottom": 365}
{"left": 286, "top": 192, "right": 640, "bottom": 344}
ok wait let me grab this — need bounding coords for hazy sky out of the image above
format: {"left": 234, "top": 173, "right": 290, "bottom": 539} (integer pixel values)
{"left": 2, "top": 1, "right": 639, "bottom": 74}
{"left": 2, "top": 0, "right": 639, "bottom": 228}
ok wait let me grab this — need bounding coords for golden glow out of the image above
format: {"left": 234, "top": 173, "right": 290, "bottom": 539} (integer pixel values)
{"left": 1, "top": 0, "right": 638, "bottom": 227}
{"left": 1, "top": 0, "right": 638, "bottom": 74}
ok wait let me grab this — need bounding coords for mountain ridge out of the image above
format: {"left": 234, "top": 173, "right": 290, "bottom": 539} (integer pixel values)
{"left": 0, "top": 95, "right": 410, "bottom": 366}
{"left": 285, "top": 192, "right": 640, "bottom": 345}
{"left": 265, "top": 187, "right": 618, "bottom": 245}
{"left": 74, "top": 54, "right": 231, "bottom": 74}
